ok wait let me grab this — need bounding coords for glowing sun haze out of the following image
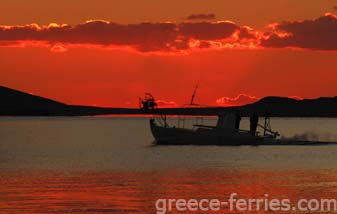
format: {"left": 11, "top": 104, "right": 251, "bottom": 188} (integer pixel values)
{"left": 0, "top": 0, "right": 336, "bottom": 107}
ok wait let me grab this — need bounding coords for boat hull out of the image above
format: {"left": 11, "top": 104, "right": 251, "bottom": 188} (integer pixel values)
{"left": 149, "top": 120, "right": 337, "bottom": 146}
{"left": 150, "top": 120, "right": 264, "bottom": 145}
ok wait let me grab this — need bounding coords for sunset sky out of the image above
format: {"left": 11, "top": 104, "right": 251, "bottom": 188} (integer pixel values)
{"left": 1, "top": 0, "right": 336, "bottom": 107}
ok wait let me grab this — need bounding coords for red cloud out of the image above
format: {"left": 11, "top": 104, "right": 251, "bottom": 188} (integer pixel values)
{"left": 156, "top": 100, "right": 178, "bottom": 108}
{"left": 50, "top": 44, "right": 68, "bottom": 53}
{"left": 216, "top": 94, "right": 260, "bottom": 106}
{"left": 289, "top": 95, "right": 303, "bottom": 100}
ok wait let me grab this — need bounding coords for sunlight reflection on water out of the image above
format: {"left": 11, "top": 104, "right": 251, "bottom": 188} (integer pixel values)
{"left": 0, "top": 117, "right": 336, "bottom": 213}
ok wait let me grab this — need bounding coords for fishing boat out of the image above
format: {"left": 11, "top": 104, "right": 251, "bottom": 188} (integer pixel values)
{"left": 145, "top": 89, "right": 336, "bottom": 146}
{"left": 149, "top": 114, "right": 337, "bottom": 146}
{"left": 150, "top": 113, "right": 270, "bottom": 145}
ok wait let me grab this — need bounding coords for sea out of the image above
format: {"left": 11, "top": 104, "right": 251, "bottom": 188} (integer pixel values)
{"left": 0, "top": 117, "right": 337, "bottom": 213}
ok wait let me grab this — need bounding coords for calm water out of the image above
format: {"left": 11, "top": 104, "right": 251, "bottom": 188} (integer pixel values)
{"left": 0, "top": 117, "right": 337, "bottom": 213}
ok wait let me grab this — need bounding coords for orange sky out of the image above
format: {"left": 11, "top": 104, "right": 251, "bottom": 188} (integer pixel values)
{"left": 0, "top": 0, "right": 336, "bottom": 107}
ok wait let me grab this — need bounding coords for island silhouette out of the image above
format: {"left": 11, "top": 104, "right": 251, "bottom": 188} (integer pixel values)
{"left": 0, "top": 85, "right": 336, "bottom": 117}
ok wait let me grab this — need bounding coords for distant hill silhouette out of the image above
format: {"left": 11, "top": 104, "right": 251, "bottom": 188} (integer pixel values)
{"left": 0, "top": 86, "right": 65, "bottom": 108}
{"left": 0, "top": 86, "right": 139, "bottom": 116}
{"left": 0, "top": 86, "right": 69, "bottom": 115}
{"left": 243, "top": 96, "right": 337, "bottom": 117}
{"left": 0, "top": 85, "right": 336, "bottom": 117}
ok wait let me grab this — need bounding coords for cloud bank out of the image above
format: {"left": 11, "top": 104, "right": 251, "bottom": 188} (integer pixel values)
{"left": 0, "top": 13, "right": 336, "bottom": 52}
{"left": 262, "top": 13, "right": 337, "bottom": 50}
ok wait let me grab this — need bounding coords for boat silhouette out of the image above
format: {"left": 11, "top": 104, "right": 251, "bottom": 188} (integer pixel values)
{"left": 148, "top": 88, "right": 337, "bottom": 146}
{"left": 149, "top": 114, "right": 337, "bottom": 146}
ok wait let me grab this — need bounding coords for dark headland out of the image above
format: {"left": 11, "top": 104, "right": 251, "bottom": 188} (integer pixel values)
{"left": 0, "top": 85, "right": 336, "bottom": 117}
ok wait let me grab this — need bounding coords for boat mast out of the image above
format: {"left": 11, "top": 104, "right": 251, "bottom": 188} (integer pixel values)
{"left": 190, "top": 85, "right": 198, "bottom": 105}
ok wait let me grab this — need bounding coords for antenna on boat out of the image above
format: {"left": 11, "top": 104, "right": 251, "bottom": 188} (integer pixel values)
{"left": 190, "top": 84, "right": 198, "bottom": 105}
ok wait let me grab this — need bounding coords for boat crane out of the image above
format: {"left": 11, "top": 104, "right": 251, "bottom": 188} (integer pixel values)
{"left": 139, "top": 93, "right": 157, "bottom": 110}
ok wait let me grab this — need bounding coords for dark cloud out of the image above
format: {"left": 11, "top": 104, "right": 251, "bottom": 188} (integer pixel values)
{"left": 187, "top": 13, "right": 216, "bottom": 20}
{"left": 238, "top": 26, "right": 258, "bottom": 40}
{"left": 334, "top": 6, "right": 337, "bottom": 10}
{"left": 199, "top": 41, "right": 211, "bottom": 48}
{"left": 0, "top": 21, "right": 179, "bottom": 52}
{"left": 1, "top": 13, "right": 337, "bottom": 52}
{"left": 261, "top": 13, "right": 337, "bottom": 50}
{"left": 0, "top": 20, "right": 241, "bottom": 52}
{"left": 179, "top": 21, "right": 238, "bottom": 40}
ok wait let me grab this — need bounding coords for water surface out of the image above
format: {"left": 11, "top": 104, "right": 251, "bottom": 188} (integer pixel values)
{"left": 0, "top": 117, "right": 337, "bottom": 213}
